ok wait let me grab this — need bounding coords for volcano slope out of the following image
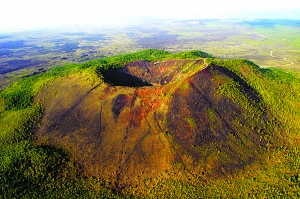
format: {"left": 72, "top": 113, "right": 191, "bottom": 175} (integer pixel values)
{"left": 34, "top": 51, "right": 282, "bottom": 186}
{"left": 1, "top": 49, "right": 300, "bottom": 197}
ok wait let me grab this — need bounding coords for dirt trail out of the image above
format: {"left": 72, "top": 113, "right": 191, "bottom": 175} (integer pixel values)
{"left": 269, "top": 50, "right": 294, "bottom": 66}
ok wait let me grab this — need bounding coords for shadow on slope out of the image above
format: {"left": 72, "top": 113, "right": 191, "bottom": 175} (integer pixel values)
{"left": 167, "top": 65, "right": 272, "bottom": 177}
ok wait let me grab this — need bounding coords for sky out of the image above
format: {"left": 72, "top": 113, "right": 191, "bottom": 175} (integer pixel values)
{"left": 1, "top": 0, "right": 300, "bottom": 30}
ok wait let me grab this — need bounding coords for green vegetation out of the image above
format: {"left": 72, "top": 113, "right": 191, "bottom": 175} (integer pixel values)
{"left": 185, "top": 117, "right": 197, "bottom": 128}
{"left": 81, "top": 49, "right": 213, "bottom": 71}
{"left": 1, "top": 49, "right": 300, "bottom": 198}
{"left": 166, "top": 50, "right": 214, "bottom": 59}
{"left": 211, "top": 58, "right": 300, "bottom": 135}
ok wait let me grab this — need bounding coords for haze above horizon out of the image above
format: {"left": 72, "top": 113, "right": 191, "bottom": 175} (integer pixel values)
{"left": 1, "top": 0, "right": 300, "bottom": 31}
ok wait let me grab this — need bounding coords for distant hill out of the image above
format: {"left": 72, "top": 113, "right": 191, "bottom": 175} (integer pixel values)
{"left": 1, "top": 49, "right": 300, "bottom": 198}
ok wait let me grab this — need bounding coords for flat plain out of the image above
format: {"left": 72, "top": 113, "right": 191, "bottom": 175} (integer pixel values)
{"left": 0, "top": 18, "right": 299, "bottom": 88}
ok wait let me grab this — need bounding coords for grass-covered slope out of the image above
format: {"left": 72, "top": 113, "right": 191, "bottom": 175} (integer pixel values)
{"left": 0, "top": 49, "right": 300, "bottom": 198}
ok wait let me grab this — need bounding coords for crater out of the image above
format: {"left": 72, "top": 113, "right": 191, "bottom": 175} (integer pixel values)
{"left": 97, "top": 60, "right": 189, "bottom": 87}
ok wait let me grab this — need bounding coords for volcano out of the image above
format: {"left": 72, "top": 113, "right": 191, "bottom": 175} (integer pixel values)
{"left": 33, "top": 54, "right": 280, "bottom": 188}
